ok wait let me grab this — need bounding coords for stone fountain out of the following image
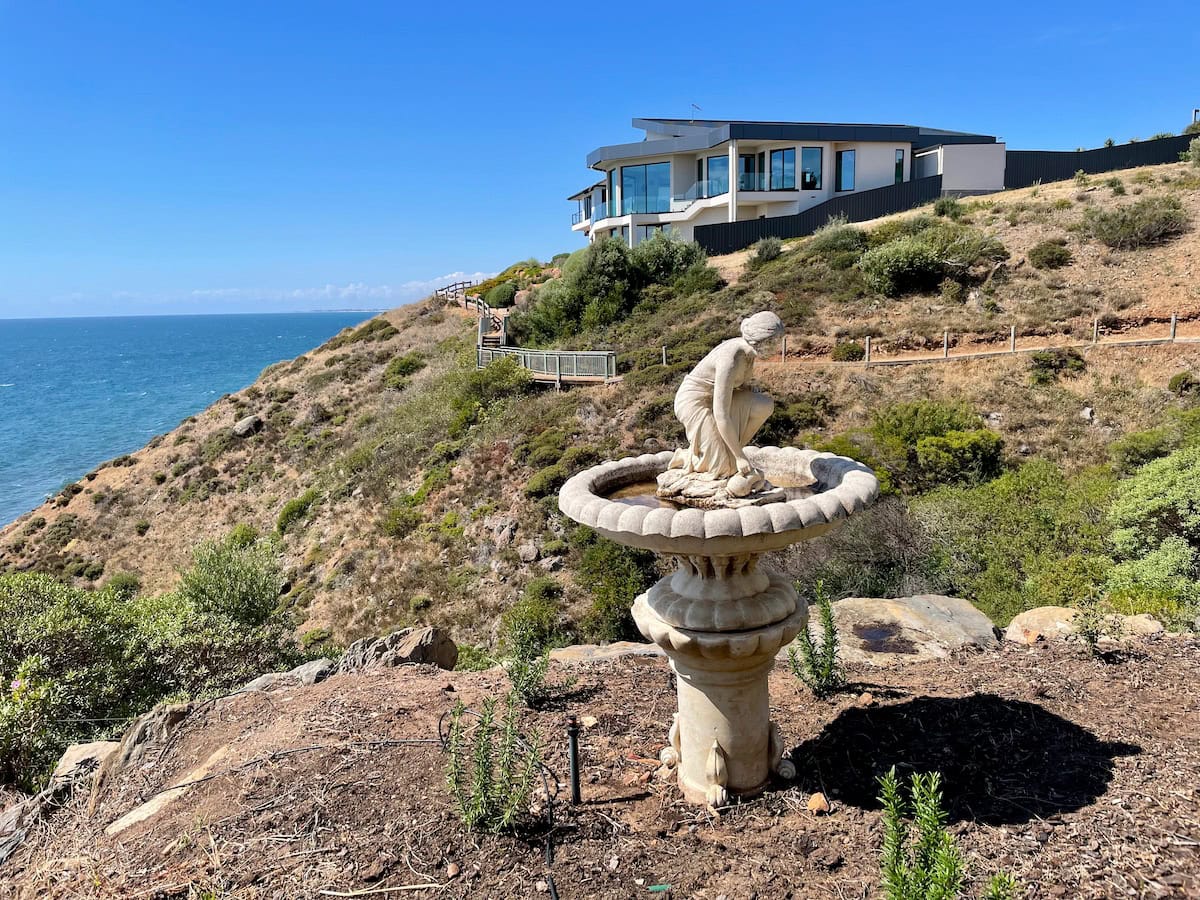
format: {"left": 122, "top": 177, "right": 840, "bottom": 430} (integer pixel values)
{"left": 558, "top": 313, "right": 879, "bottom": 806}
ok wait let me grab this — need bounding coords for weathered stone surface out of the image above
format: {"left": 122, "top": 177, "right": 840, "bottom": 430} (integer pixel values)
{"left": 289, "top": 658, "right": 337, "bottom": 685}
{"left": 52, "top": 741, "right": 120, "bottom": 783}
{"left": 339, "top": 626, "right": 457, "bottom": 672}
{"left": 232, "top": 414, "right": 263, "bottom": 437}
{"left": 806, "top": 595, "right": 998, "bottom": 667}
{"left": 550, "top": 641, "right": 664, "bottom": 664}
{"left": 1004, "top": 607, "right": 1165, "bottom": 644}
{"left": 89, "top": 701, "right": 193, "bottom": 815}
{"left": 517, "top": 541, "right": 539, "bottom": 563}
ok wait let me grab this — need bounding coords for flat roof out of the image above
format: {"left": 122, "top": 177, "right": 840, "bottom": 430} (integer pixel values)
{"left": 567, "top": 180, "right": 604, "bottom": 201}
{"left": 585, "top": 118, "right": 996, "bottom": 168}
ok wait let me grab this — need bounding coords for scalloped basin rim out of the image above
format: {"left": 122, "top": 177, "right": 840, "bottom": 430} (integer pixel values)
{"left": 558, "top": 446, "right": 880, "bottom": 555}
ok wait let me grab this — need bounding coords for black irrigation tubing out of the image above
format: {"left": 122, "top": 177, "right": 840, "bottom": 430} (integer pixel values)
{"left": 437, "top": 705, "right": 564, "bottom": 892}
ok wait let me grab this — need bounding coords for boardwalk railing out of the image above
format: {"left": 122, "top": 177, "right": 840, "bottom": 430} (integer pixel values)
{"left": 433, "top": 279, "right": 479, "bottom": 302}
{"left": 477, "top": 345, "right": 618, "bottom": 386}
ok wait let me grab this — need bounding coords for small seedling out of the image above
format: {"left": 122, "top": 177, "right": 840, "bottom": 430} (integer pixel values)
{"left": 788, "top": 582, "right": 845, "bottom": 698}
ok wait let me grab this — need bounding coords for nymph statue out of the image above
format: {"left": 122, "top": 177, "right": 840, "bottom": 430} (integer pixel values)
{"left": 656, "top": 311, "right": 786, "bottom": 508}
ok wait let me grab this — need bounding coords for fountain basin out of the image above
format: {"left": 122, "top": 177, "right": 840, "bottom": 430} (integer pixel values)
{"left": 558, "top": 446, "right": 879, "bottom": 557}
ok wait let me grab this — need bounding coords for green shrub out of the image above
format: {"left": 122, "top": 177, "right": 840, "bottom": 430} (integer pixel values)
{"left": 1027, "top": 238, "right": 1072, "bottom": 270}
{"left": 135, "top": 519, "right": 151, "bottom": 536}
{"left": 859, "top": 237, "right": 943, "bottom": 296}
{"left": 630, "top": 231, "right": 706, "bottom": 286}
{"left": 524, "top": 463, "right": 568, "bottom": 499}
{"left": 0, "top": 535, "right": 301, "bottom": 789}
{"left": 756, "top": 396, "right": 831, "bottom": 445}
{"left": 381, "top": 504, "right": 423, "bottom": 538}
{"left": 103, "top": 572, "right": 141, "bottom": 599}
{"left": 914, "top": 429, "right": 1003, "bottom": 486}
{"left": 1109, "top": 426, "right": 1173, "bottom": 475}
{"left": 1105, "top": 536, "right": 1200, "bottom": 625}
{"left": 914, "top": 461, "right": 1115, "bottom": 624}
{"left": 454, "top": 644, "right": 495, "bottom": 671}
{"left": 1083, "top": 196, "right": 1190, "bottom": 249}
{"left": 672, "top": 260, "right": 724, "bottom": 296}
{"left": 878, "top": 768, "right": 1019, "bottom": 900}
{"left": 787, "top": 584, "right": 844, "bottom": 697}
{"left": 484, "top": 280, "right": 518, "bottom": 308}
{"left": 446, "top": 695, "right": 541, "bottom": 833}
{"left": 576, "top": 536, "right": 657, "bottom": 642}
{"left": 1074, "top": 169, "right": 1091, "bottom": 186}
{"left": 748, "top": 236, "right": 782, "bottom": 267}
{"left": 1169, "top": 371, "right": 1200, "bottom": 396}
{"left": 322, "top": 317, "right": 398, "bottom": 351}
{"left": 806, "top": 217, "right": 868, "bottom": 263}
{"left": 382, "top": 352, "right": 425, "bottom": 389}
{"left": 276, "top": 488, "right": 320, "bottom": 534}
{"left": 448, "top": 356, "right": 533, "bottom": 437}
{"left": 1029, "top": 348, "right": 1085, "bottom": 385}
{"left": 179, "top": 531, "right": 282, "bottom": 626}
{"left": 933, "top": 196, "right": 963, "bottom": 219}
{"left": 500, "top": 578, "right": 573, "bottom": 707}
{"left": 832, "top": 341, "right": 866, "bottom": 362}
{"left": 300, "top": 627, "right": 332, "bottom": 648}
{"left": 1108, "top": 446, "right": 1200, "bottom": 558}
{"left": 1188, "top": 137, "right": 1200, "bottom": 165}
{"left": 1186, "top": 122, "right": 1200, "bottom": 136}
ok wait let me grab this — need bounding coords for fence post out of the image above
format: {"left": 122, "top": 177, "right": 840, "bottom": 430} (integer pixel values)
{"left": 662, "top": 346, "right": 667, "bottom": 366}
{"left": 1009, "top": 325, "right": 1016, "bottom": 354}
{"left": 943, "top": 331, "right": 949, "bottom": 359}
{"left": 781, "top": 334, "right": 787, "bottom": 362}
{"left": 864, "top": 336, "right": 872, "bottom": 368}
{"left": 1171, "top": 313, "right": 1178, "bottom": 342}
{"left": 555, "top": 354, "right": 562, "bottom": 391}
{"left": 1092, "top": 316, "right": 1099, "bottom": 345}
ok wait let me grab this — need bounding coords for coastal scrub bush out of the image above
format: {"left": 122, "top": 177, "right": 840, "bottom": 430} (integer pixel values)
{"left": 484, "top": 280, "right": 518, "bottom": 308}
{"left": 178, "top": 529, "right": 281, "bottom": 626}
{"left": 914, "top": 429, "right": 1003, "bottom": 486}
{"left": 1028, "top": 238, "right": 1072, "bottom": 270}
{"left": 446, "top": 694, "right": 542, "bottom": 832}
{"left": 0, "top": 530, "right": 301, "bottom": 789}
{"left": 748, "top": 236, "right": 782, "bottom": 267}
{"left": 1188, "top": 137, "right": 1200, "bottom": 165}
{"left": 755, "top": 395, "right": 831, "bottom": 445}
{"left": 381, "top": 503, "right": 422, "bottom": 538}
{"left": 573, "top": 530, "right": 657, "bottom": 642}
{"left": 1168, "top": 371, "right": 1200, "bottom": 396}
{"left": 500, "top": 578, "right": 573, "bottom": 707}
{"left": 914, "top": 460, "right": 1115, "bottom": 624}
{"left": 859, "top": 237, "right": 943, "bottom": 297}
{"left": 933, "top": 196, "right": 963, "bottom": 219}
{"left": 868, "top": 400, "right": 999, "bottom": 491}
{"left": 322, "top": 316, "right": 398, "bottom": 351}
{"left": 382, "top": 351, "right": 425, "bottom": 389}
{"left": 1108, "top": 446, "right": 1200, "bottom": 557}
{"left": 631, "top": 230, "right": 706, "bottom": 285}
{"left": 448, "top": 356, "right": 532, "bottom": 437}
{"left": 276, "top": 488, "right": 320, "bottom": 534}
{"left": 805, "top": 217, "right": 868, "bottom": 266}
{"left": 832, "top": 340, "right": 866, "bottom": 362}
{"left": 1029, "top": 348, "right": 1085, "bottom": 385}
{"left": 787, "top": 583, "right": 844, "bottom": 697}
{"left": 1082, "top": 196, "right": 1190, "bottom": 249}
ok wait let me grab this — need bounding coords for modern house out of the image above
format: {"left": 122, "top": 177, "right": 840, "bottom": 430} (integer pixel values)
{"left": 570, "top": 118, "right": 1006, "bottom": 247}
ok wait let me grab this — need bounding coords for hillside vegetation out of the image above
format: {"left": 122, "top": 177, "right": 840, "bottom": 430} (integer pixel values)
{"left": 2, "top": 160, "right": 1200, "bottom": 784}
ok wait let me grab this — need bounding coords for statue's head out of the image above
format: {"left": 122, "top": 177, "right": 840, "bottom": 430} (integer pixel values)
{"left": 740, "top": 311, "right": 784, "bottom": 349}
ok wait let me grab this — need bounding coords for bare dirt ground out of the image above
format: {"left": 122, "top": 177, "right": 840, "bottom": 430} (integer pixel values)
{"left": 4, "top": 638, "right": 1198, "bottom": 899}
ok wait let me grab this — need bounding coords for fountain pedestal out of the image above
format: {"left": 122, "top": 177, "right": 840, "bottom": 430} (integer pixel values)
{"left": 633, "top": 556, "right": 806, "bottom": 803}
{"left": 557, "top": 446, "right": 878, "bottom": 807}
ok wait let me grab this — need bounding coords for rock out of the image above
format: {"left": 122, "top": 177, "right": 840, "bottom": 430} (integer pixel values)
{"left": 288, "top": 658, "right": 336, "bottom": 685}
{"left": 549, "top": 641, "right": 664, "bottom": 664}
{"left": 537, "top": 556, "right": 562, "bottom": 572}
{"left": 517, "top": 541, "right": 539, "bottom": 563}
{"left": 986, "top": 412, "right": 1003, "bottom": 426}
{"left": 240, "top": 672, "right": 284, "bottom": 692}
{"left": 339, "top": 626, "right": 458, "bottom": 672}
{"left": 1079, "top": 406, "right": 1096, "bottom": 424}
{"left": 52, "top": 741, "right": 120, "bottom": 784}
{"left": 483, "top": 515, "right": 517, "bottom": 548}
{"left": 580, "top": 715, "right": 599, "bottom": 728}
{"left": 856, "top": 692, "right": 875, "bottom": 707}
{"left": 807, "top": 792, "right": 831, "bottom": 814}
{"left": 800, "top": 595, "right": 998, "bottom": 667}
{"left": 446, "top": 862, "right": 461, "bottom": 878}
{"left": 1004, "top": 607, "right": 1165, "bottom": 644}
{"left": 232, "top": 414, "right": 263, "bottom": 438}
{"left": 89, "top": 702, "right": 193, "bottom": 814}
{"left": 1018, "top": 443, "right": 1032, "bottom": 455}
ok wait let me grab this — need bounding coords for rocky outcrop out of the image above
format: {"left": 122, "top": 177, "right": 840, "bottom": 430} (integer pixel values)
{"left": 232, "top": 414, "right": 263, "bottom": 437}
{"left": 1004, "top": 607, "right": 1165, "bottom": 645}
{"left": 817, "top": 595, "right": 999, "bottom": 667}
{"left": 338, "top": 626, "right": 458, "bottom": 672}
{"left": 240, "top": 657, "right": 337, "bottom": 692}
{"left": 1, "top": 741, "right": 119, "bottom": 865}
{"left": 550, "top": 641, "right": 664, "bottom": 664}
{"left": 88, "top": 702, "right": 193, "bottom": 815}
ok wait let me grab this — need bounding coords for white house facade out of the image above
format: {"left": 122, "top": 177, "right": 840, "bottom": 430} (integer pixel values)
{"left": 569, "top": 118, "right": 1005, "bottom": 247}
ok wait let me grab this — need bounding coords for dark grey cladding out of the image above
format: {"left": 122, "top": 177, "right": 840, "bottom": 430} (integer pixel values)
{"left": 585, "top": 118, "right": 996, "bottom": 168}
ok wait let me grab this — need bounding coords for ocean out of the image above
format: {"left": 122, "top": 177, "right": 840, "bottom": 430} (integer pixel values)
{"left": 0, "top": 311, "right": 376, "bottom": 526}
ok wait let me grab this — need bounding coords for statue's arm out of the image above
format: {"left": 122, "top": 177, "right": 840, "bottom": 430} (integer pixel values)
{"left": 712, "top": 352, "right": 751, "bottom": 475}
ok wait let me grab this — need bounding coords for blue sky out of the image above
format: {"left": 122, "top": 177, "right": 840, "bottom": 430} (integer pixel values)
{"left": 0, "top": 1, "right": 1196, "bottom": 318}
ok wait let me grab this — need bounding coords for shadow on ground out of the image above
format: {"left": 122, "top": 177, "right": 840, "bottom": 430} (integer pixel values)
{"left": 790, "top": 693, "right": 1140, "bottom": 825}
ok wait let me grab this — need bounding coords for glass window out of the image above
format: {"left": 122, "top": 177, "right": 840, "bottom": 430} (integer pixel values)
{"left": 707, "top": 155, "right": 729, "bottom": 196}
{"left": 621, "top": 162, "right": 671, "bottom": 213}
{"left": 635, "top": 223, "right": 667, "bottom": 243}
{"left": 770, "top": 148, "right": 795, "bottom": 190}
{"left": 606, "top": 170, "right": 617, "bottom": 217}
{"left": 895, "top": 149, "right": 904, "bottom": 184}
{"left": 738, "top": 154, "right": 759, "bottom": 190}
{"left": 800, "top": 147, "right": 822, "bottom": 190}
{"left": 835, "top": 149, "right": 856, "bottom": 192}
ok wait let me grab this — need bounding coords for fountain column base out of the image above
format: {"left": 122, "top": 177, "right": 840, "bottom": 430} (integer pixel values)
{"left": 631, "top": 561, "right": 807, "bottom": 805}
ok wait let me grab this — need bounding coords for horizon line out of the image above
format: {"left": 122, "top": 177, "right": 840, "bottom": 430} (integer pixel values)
{"left": 0, "top": 307, "right": 393, "bottom": 323}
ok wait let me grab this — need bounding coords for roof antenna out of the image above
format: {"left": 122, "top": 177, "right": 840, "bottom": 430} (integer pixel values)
{"left": 690, "top": 103, "right": 702, "bottom": 123}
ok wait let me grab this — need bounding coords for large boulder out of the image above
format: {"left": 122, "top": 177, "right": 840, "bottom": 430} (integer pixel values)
{"left": 550, "top": 641, "right": 664, "bottom": 664}
{"left": 814, "top": 595, "right": 999, "bottom": 667}
{"left": 339, "top": 626, "right": 458, "bottom": 673}
{"left": 232, "top": 414, "right": 263, "bottom": 438}
{"left": 1004, "top": 607, "right": 1165, "bottom": 645}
